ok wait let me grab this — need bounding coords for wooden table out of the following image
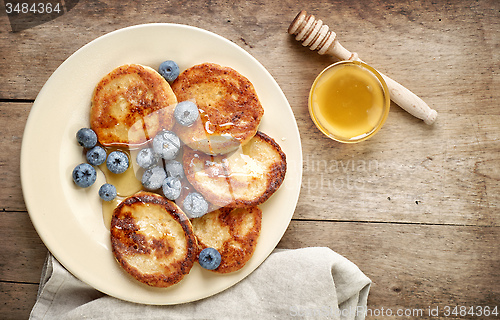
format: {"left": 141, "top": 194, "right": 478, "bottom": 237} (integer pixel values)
{"left": 1, "top": 0, "right": 498, "bottom": 318}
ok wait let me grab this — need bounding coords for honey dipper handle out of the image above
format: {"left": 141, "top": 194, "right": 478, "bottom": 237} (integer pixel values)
{"left": 289, "top": 11, "right": 437, "bottom": 124}
{"left": 377, "top": 72, "right": 437, "bottom": 124}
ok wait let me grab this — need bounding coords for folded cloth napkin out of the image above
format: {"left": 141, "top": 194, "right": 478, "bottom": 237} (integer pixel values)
{"left": 30, "top": 247, "right": 371, "bottom": 320}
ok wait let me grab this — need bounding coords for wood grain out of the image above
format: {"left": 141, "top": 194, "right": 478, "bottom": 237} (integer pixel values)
{"left": 295, "top": 107, "right": 500, "bottom": 226}
{"left": 0, "top": 0, "right": 498, "bottom": 111}
{"left": 0, "top": 210, "right": 46, "bottom": 284}
{"left": 0, "top": 282, "right": 39, "bottom": 320}
{"left": 1, "top": 0, "right": 499, "bottom": 319}
{"left": 0, "top": 102, "right": 30, "bottom": 212}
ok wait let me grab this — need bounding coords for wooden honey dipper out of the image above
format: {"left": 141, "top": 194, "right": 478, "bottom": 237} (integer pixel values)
{"left": 288, "top": 11, "right": 437, "bottom": 125}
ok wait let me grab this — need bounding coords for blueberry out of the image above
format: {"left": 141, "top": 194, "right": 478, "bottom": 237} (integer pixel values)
{"left": 72, "top": 163, "right": 97, "bottom": 188}
{"left": 106, "top": 151, "right": 129, "bottom": 174}
{"left": 152, "top": 130, "right": 181, "bottom": 160}
{"left": 76, "top": 128, "right": 97, "bottom": 149}
{"left": 136, "top": 147, "right": 159, "bottom": 169}
{"left": 141, "top": 166, "right": 167, "bottom": 190}
{"left": 158, "top": 60, "right": 180, "bottom": 82}
{"left": 174, "top": 101, "right": 199, "bottom": 127}
{"left": 198, "top": 248, "right": 221, "bottom": 270}
{"left": 164, "top": 160, "right": 184, "bottom": 180}
{"left": 162, "top": 176, "right": 182, "bottom": 200}
{"left": 183, "top": 192, "right": 209, "bottom": 218}
{"left": 86, "top": 146, "right": 107, "bottom": 166}
{"left": 99, "top": 183, "right": 117, "bottom": 201}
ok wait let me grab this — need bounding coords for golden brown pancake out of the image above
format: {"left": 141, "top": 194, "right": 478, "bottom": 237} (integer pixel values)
{"left": 171, "top": 63, "right": 264, "bottom": 155}
{"left": 183, "top": 131, "right": 286, "bottom": 208}
{"left": 191, "top": 206, "right": 262, "bottom": 273}
{"left": 110, "top": 191, "right": 197, "bottom": 287}
{"left": 91, "top": 64, "right": 177, "bottom": 148}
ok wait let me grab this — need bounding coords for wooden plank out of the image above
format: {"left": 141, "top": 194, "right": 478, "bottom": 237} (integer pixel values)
{"left": 277, "top": 220, "right": 500, "bottom": 315}
{"left": 0, "top": 102, "right": 30, "bottom": 212}
{"left": 1, "top": 217, "right": 498, "bottom": 318}
{"left": 0, "top": 0, "right": 498, "bottom": 114}
{"left": 295, "top": 108, "right": 500, "bottom": 226}
{"left": 0, "top": 282, "right": 39, "bottom": 320}
{"left": 0, "top": 210, "right": 46, "bottom": 283}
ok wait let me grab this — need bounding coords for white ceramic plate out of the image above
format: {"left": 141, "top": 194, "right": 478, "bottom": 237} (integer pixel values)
{"left": 21, "top": 23, "right": 302, "bottom": 305}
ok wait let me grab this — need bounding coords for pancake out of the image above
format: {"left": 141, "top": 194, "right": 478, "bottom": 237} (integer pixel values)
{"left": 171, "top": 63, "right": 264, "bottom": 155}
{"left": 183, "top": 131, "right": 286, "bottom": 208}
{"left": 191, "top": 206, "right": 262, "bottom": 273}
{"left": 91, "top": 64, "right": 177, "bottom": 148}
{"left": 110, "top": 191, "right": 197, "bottom": 287}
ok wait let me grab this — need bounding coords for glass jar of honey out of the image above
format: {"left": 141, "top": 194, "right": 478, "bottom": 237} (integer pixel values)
{"left": 308, "top": 60, "right": 390, "bottom": 143}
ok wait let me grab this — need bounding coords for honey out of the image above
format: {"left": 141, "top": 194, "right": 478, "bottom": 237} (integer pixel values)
{"left": 98, "top": 149, "right": 143, "bottom": 197}
{"left": 102, "top": 197, "right": 121, "bottom": 230}
{"left": 99, "top": 148, "right": 143, "bottom": 229}
{"left": 309, "top": 60, "right": 390, "bottom": 143}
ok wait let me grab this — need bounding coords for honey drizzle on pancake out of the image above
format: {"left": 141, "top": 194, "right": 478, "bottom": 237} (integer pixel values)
{"left": 196, "top": 105, "right": 238, "bottom": 155}
{"left": 183, "top": 131, "right": 286, "bottom": 208}
{"left": 110, "top": 192, "right": 197, "bottom": 288}
{"left": 171, "top": 63, "right": 264, "bottom": 155}
{"left": 191, "top": 206, "right": 262, "bottom": 273}
{"left": 99, "top": 145, "right": 225, "bottom": 230}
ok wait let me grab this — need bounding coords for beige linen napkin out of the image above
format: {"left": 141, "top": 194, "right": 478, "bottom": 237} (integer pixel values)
{"left": 30, "top": 247, "right": 371, "bottom": 320}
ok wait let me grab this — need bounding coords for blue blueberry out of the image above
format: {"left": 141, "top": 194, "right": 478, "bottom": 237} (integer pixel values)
{"left": 106, "top": 151, "right": 129, "bottom": 174}
{"left": 158, "top": 60, "right": 180, "bottom": 82}
{"left": 72, "top": 163, "right": 97, "bottom": 188}
{"left": 136, "top": 147, "right": 159, "bottom": 169}
{"left": 198, "top": 248, "right": 221, "bottom": 270}
{"left": 86, "top": 146, "right": 107, "bottom": 166}
{"left": 99, "top": 183, "right": 117, "bottom": 201}
{"left": 183, "top": 192, "right": 209, "bottom": 218}
{"left": 152, "top": 130, "right": 181, "bottom": 160}
{"left": 162, "top": 176, "right": 182, "bottom": 200}
{"left": 141, "top": 166, "right": 167, "bottom": 190}
{"left": 174, "top": 101, "right": 199, "bottom": 127}
{"left": 164, "top": 160, "right": 184, "bottom": 180}
{"left": 76, "top": 128, "right": 97, "bottom": 149}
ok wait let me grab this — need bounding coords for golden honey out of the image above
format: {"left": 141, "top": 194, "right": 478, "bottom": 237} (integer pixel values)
{"left": 309, "top": 60, "right": 390, "bottom": 143}
{"left": 98, "top": 149, "right": 142, "bottom": 197}
{"left": 99, "top": 148, "right": 143, "bottom": 229}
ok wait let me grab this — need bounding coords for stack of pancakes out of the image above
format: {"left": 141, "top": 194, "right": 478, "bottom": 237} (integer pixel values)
{"left": 91, "top": 62, "right": 286, "bottom": 287}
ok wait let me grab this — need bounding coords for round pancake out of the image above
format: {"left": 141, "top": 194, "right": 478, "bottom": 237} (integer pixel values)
{"left": 91, "top": 64, "right": 177, "bottom": 148}
{"left": 183, "top": 131, "right": 286, "bottom": 208}
{"left": 171, "top": 63, "right": 264, "bottom": 155}
{"left": 191, "top": 206, "right": 262, "bottom": 273}
{"left": 110, "top": 191, "right": 197, "bottom": 287}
